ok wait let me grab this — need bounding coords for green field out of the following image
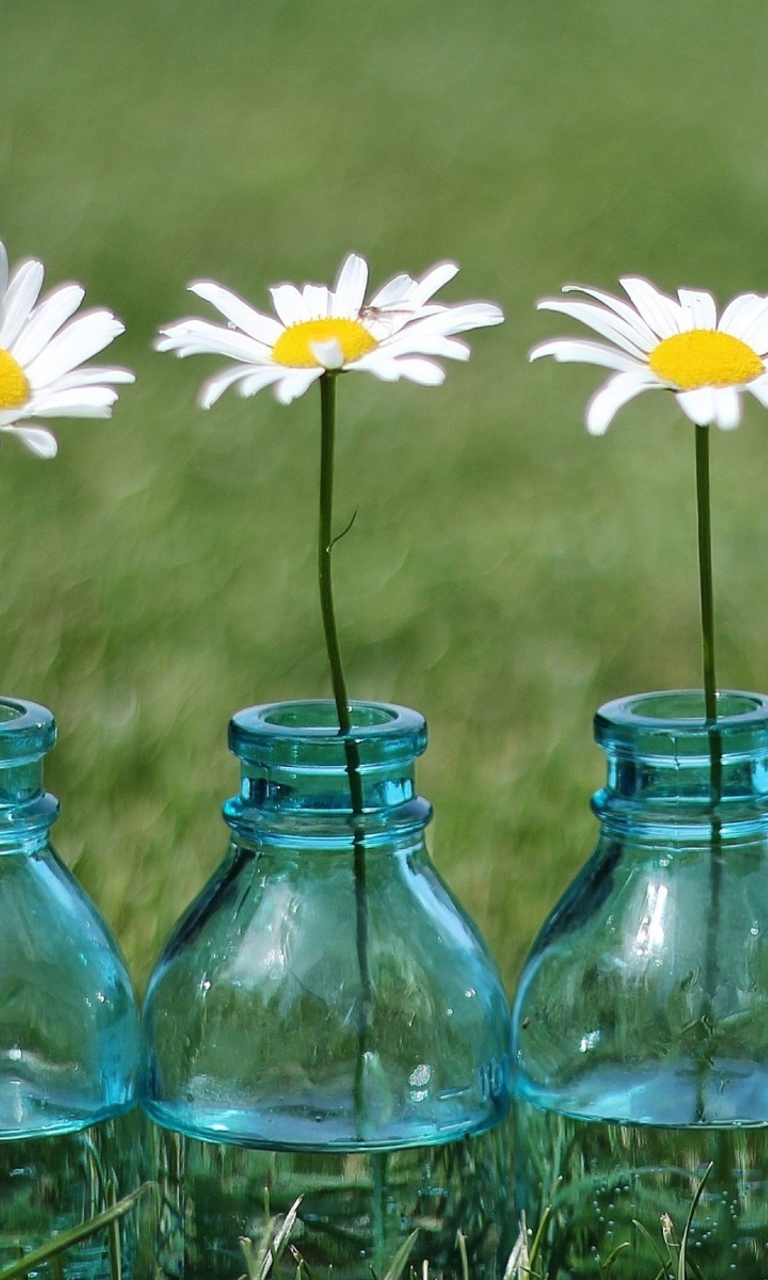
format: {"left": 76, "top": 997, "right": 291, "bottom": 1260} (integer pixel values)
{"left": 2, "top": 0, "right": 768, "bottom": 993}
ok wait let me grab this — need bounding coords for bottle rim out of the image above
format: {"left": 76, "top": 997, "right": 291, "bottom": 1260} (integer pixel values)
{"left": 0, "top": 697, "right": 56, "bottom": 762}
{"left": 229, "top": 699, "right": 427, "bottom": 768}
{"left": 595, "top": 689, "right": 768, "bottom": 754}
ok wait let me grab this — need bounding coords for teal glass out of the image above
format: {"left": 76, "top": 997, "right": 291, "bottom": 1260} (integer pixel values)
{"left": 141, "top": 700, "right": 510, "bottom": 1280}
{"left": 513, "top": 690, "right": 768, "bottom": 1279}
{"left": 0, "top": 698, "right": 140, "bottom": 1277}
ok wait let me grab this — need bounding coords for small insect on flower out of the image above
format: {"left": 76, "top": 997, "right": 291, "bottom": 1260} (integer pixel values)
{"left": 0, "top": 240, "right": 133, "bottom": 457}
{"left": 156, "top": 253, "right": 503, "bottom": 407}
{"left": 530, "top": 276, "right": 768, "bottom": 434}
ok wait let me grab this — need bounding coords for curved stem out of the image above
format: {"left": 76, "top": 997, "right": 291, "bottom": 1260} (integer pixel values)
{"left": 319, "top": 376, "right": 352, "bottom": 739}
{"left": 318, "top": 372, "right": 373, "bottom": 1138}
{"left": 695, "top": 424, "right": 717, "bottom": 723}
{"left": 694, "top": 422, "right": 722, "bottom": 1122}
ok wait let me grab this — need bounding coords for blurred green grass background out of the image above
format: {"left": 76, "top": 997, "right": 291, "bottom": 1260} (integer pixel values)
{"left": 2, "top": 0, "right": 768, "bottom": 993}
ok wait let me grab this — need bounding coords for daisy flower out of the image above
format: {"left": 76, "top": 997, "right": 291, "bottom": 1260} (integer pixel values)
{"left": 158, "top": 251, "right": 503, "bottom": 1136}
{"left": 530, "top": 276, "right": 768, "bottom": 435}
{"left": 0, "top": 241, "right": 133, "bottom": 459}
{"left": 156, "top": 253, "right": 503, "bottom": 406}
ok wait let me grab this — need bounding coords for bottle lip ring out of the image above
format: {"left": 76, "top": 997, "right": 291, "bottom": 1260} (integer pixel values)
{"left": 595, "top": 689, "right": 768, "bottom": 757}
{"left": 598, "top": 689, "right": 768, "bottom": 729}
{"left": 0, "top": 697, "right": 56, "bottom": 760}
{"left": 229, "top": 699, "right": 427, "bottom": 765}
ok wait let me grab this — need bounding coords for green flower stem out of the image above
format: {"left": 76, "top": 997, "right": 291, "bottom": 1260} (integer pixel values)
{"left": 318, "top": 371, "right": 373, "bottom": 1138}
{"left": 694, "top": 422, "right": 723, "bottom": 1123}
{"left": 695, "top": 424, "right": 717, "bottom": 723}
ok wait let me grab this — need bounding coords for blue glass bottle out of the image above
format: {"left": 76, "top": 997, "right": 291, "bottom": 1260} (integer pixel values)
{"left": 0, "top": 698, "right": 140, "bottom": 1278}
{"left": 141, "top": 700, "right": 510, "bottom": 1280}
{"left": 513, "top": 690, "right": 768, "bottom": 1279}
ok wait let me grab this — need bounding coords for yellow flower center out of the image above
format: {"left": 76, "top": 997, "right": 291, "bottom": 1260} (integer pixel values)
{"left": 272, "top": 318, "right": 378, "bottom": 368}
{"left": 0, "top": 349, "right": 29, "bottom": 411}
{"left": 648, "top": 329, "right": 763, "bottom": 390}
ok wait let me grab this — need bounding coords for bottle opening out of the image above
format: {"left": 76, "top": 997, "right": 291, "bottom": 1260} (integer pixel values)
{"left": 0, "top": 699, "right": 56, "bottom": 764}
{"left": 0, "top": 702, "right": 26, "bottom": 725}
{"left": 595, "top": 688, "right": 768, "bottom": 763}
{"left": 623, "top": 690, "right": 764, "bottom": 723}
{"left": 261, "top": 702, "right": 398, "bottom": 731}
{"left": 596, "top": 686, "right": 768, "bottom": 737}
{"left": 229, "top": 699, "right": 427, "bottom": 770}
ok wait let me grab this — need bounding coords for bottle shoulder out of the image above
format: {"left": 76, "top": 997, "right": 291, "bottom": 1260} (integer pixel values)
{"left": 0, "top": 842, "right": 136, "bottom": 984}
{"left": 140, "top": 833, "right": 510, "bottom": 1147}
{"left": 145, "top": 838, "right": 507, "bottom": 1003}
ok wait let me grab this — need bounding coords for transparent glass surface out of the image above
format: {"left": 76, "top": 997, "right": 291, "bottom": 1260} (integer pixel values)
{"left": 140, "top": 700, "right": 510, "bottom": 1278}
{"left": 0, "top": 699, "right": 140, "bottom": 1279}
{"left": 142, "top": 701, "right": 509, "bottom": 1149}
{"left": 512, "top": 690, "right": 768, "bottom": 1278}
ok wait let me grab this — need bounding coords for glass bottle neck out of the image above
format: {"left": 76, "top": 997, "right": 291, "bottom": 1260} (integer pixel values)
{"left": 593, "top": 689, "right": 768, "bottom": 841}
{"left": 0, "top": 698, "right": 58, "bottom": 851}
{"left": 223, "top": 699, "right": 432, "bottom": 849}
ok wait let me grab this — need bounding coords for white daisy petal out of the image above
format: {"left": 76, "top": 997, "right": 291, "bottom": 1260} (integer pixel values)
{"left": 351, "top": 352, "right": 401, "bottom": 381}
{"left": 382, "top": 333, "right": 470, "bottom": 362}
{"left": 562, "top": 285, "right": 659, "bottom": 348}
{"left": 302, "top": 285, "right": 331, "bottom": 318}
{"left": 747, "top": 377, "right": 768, "bottom": 408}
{"left": 35, "top": 401, "right": 114, "bottom": 421}
{"left": 11, "top": 284, "right": 86, "bottom": 366}
{"left": 0, "top": 260, "right": 46, "bottom": 348}
{"left": 409, "top": 262, "right": 460, "bottom": 307}
{"left": 530, "top": 338, "right": 644, "bottom": 373}
{"left": 676, "top": 387, "right": 717, "bottom": 426}
{"left": 310, "top": 338, "right": 344, "bottom": 370}
{"left": 374, "top": 310, "right": 443, "bottom": 341}
{"left": 236, "top": 367, "right": 287, "bottom": 398}
{"left": 711, "top": 386, "right": 742, "bottom": 430}
{"left": 401, "top": 302, "right": 503, "bottom": 339}
{"left": 28, "top": 386, "right": 119, "bottom": 417}
{"left": 735, "top": 313, "right": 768, "bottom": 356}
{"left": 24, "top": 311, "right": 125, "bottom": 388}
{"left": 198, "top": 364, "right": 257, "bottom": 408}
{"left": 620, "top": 277, "right": 686, "bottom": 339}
{"left": 368, "top": 273, "right": 417, "bottom": 309}
{"left": 538, "top": 298, "right": 651, "bottom": 357}
{"left": 438, "top": 302, "right": 504, "bottom": 333}
{"left": 389, "top": 356, "right": 446, "bottom": 386}
{"left": 677, "top": 289, "right": 717, "bottom": 331}
{"left": 273, "top": 368, "right": 323, "bottom": 404}
{"left": 426, "top": 336, "right": 470, "bottom": 360}
{"left": 585, "top": 371, "right": 661, "bottom": 435}
{"left": 362, "top": 314, "right": 405, "bottom": 342}
{"left": 47, "top": 366, "right": 135, "bottom": 392}
{"left": 189, "top": 282, "right": 283, "bottom": 345}
{"left": 156, "top": 319, "right": 271, "bottom": 364}
{"left": 332, "top": 255, "right": 369, "bottom": 317}
{"left": 2, "top": 424, "right": 58, "bottom": 458}
{"left": 270, "top": 284, "right": 311, "bottom": 329}
{"left": 718, "top": 293, "right": 768, "bottom": 339}
{"left": 0, "top": 242, "right": 9, "bottom": 302}
{"left": 357, "top": 349, "right": 449, "bottom": 382}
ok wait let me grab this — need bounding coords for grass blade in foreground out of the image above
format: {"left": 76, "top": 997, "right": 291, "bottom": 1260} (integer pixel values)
{"left": 0, "top": 1183, "right": 153, "bottom": 1280}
